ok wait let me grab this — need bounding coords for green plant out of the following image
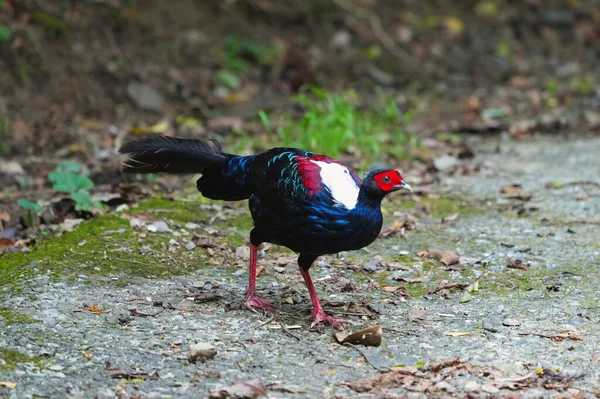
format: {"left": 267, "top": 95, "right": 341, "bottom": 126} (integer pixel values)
{"left": 17, "top": 198, "right": 43, "bottom": 227}
{"left": 48, "top": 161, "right": 103, "bottom": 211}
{"left": 217, "top": 35, "right": 283, "bottom": 89}
{"left": 260, "top": 87, "right": 415, "bottom": 159}
{"left": 0, "top": 24, "right": 12, "bottom": 42}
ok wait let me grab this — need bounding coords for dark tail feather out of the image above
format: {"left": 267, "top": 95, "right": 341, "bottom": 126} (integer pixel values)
{"left": 119, "top": 135, "right": 231, "bottom": 174}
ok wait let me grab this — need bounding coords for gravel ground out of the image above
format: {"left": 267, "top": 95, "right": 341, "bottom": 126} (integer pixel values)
{"left": 1, "top": 136, "right": 599, "bottom": 399}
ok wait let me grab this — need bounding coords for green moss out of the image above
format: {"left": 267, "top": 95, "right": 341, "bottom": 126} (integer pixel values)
{"left": 0, "top": 348, "right": 44, "bottom": 371}
{"left": 0, "top": 308, "right": 39, "bottom": 324}
{"left": 388, "top": 195, "right": 485, "bottom": 218}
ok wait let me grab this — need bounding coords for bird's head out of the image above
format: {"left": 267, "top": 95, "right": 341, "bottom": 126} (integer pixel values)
{"left": 362, "top": 169, "right": 412, "bottom": 199}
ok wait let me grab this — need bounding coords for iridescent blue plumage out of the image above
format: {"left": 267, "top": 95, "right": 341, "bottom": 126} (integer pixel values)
{"left": 119, "top": 135, "right": 411, "bottom": 328}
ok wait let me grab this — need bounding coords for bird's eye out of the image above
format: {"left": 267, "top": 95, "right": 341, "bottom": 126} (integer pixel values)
{"left": 382, "top": 175, "right": 391, "bottom": 183}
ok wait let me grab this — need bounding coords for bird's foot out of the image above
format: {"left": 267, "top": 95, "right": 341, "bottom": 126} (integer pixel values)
{"left": 245, "top": 295, "right": 277, "bottom": 313}
{"left": 309, "top": 311, "right": 350, "bottom": 329}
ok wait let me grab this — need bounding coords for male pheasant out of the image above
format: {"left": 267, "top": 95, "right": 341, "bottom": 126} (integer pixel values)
{"left": 119, "top": 136, "right": 412, "bottom": 328}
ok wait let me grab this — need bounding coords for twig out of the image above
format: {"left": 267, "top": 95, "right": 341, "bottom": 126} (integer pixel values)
{"left": 273, "top": 315, "right": 301, "bottom": 341}
{"left": 257, "top": 315, "right": 275, "bottom": 327}
{"left": 343, "top": 343, "right": 387, "bottom": 372}
{"left": 102, "top": 26, "right": 126, "bottom": 61}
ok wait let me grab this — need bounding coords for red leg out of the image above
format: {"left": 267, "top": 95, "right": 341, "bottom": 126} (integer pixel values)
{"left": 299, "top": 267, "right": 349, "bottom": 329}
{"left": 245, "top": 245, "right": 276, "bottom": 313}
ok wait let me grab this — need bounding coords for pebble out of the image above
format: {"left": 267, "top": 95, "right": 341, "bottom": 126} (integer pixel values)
{"left": 147, "top": 221, "right": 171, "bottom": 233}
{"left": 464, "top": 381, "right": 480, "bottom": 392}
{"left": 188, "top": 342, "right": 217, "bottom": 363}
{"left": 235, "top": 245, "right": 250, "bottom": 260}
{"left": 185, "top": 242, "right": 196, "bottom": 251}
{"left": 139, "top": 245, "right": 151, "bottom": 255}
{"left": 502, "top": 318, "right": 521, "bottom": 327}
{"left": 433, "top": 155, "right": 458, "bottom": 171}
{"left": 481, "top": 384, "right": 499, "bottom": 394}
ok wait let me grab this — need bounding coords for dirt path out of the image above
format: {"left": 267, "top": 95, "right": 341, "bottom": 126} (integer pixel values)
{"left": 1, "top": 136, "right": 599, "bottom": 398}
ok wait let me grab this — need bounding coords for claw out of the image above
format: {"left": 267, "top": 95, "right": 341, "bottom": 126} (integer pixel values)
{"left": 245, "top": 295, "right": 277, "bottom": 313}
{"left": 309, "top": 311, "right": 350, "bottom": 329}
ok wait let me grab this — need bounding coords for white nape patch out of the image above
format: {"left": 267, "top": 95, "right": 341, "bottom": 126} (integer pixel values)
{"left": 313, "top": 161, "right": 359, "bottom": 209}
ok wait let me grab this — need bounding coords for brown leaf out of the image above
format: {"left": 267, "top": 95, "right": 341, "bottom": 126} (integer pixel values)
{"left": 431, "top": 357, "right": 462, "bottom": 373}
{"left": 107, "top": 369, "right": 159, "bottom": 380}
{"left": 0, "top": 238, "right": 15, "bottom": 248}
{"left": 518, "top": 330, "right": 583, "bottom": 342}
{"left": 334, "top": 325, "right": 382, "bottom": 347}
{"left": 380, "top": 285, "right": 412, "bottom": 299}
{"left": 0, "top": 211, "right": 10, "bottom": 223}
{"left": 506, "top": 257, "right": 528, "bottom": 271}
{"left": 0, "top": 381, "right": 16, "bottom": 389}
{"left": 347, "top": 369, "right": 416, "bottom": 392}
{"left": 592, "top": 349, "right": 598, "bottom": 364}
{"left": 83, "top": 304, "right": 105, "bottom": 314}
{"left": 380, "top": 220, "right": 408, "bottom": 237}
{"left": 407, "top": 307, "right": 427, "bottom": 322}
{"left": 427, "top": 282, "right": 468, "bottom": 295}
{"left": 501, "top": 184, "right": 523, "bottom": 196}
{"left": 208, "top": 379, "right": 267, "bottom": 399}
{"left": 129, "top": 309, "right": 161, "bottom": 318}
{"left": 422, "top": 249, "right": 460, "bottom": 266}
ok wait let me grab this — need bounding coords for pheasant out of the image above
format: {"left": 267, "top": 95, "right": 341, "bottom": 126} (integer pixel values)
{"left": 119, "top": 136, "right": 412, "bottom": 328}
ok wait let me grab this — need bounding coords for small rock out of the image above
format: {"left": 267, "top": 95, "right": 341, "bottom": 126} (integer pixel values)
{"left": 464, "top": 381, "right": 480, "bottom": 392}
{"left": 233, "top": 270, "right": 245, "bottom": 276}
{"left": 502, "top": 318, "right": 521, "bottom": 327}
{"left": 363, "top": 259, "right": 381, "bottom": 272}
{"left": 481, "top": 384, "right": 499, "bottom": 394}
{"left": 235, "top": 245, "right": 250, "bottom": 261}
{"left": 433, "top": 155, "right": 458, "bottom": 171}
{"left": 0, "top": 160, "right": 25, "bottom": 175}
{"left": 147, "top": 221, "right": 171, "bottom": 233}
{"left": 185, "top": 222, "right": 200, "bottom": 230}
{"left": 185, "top": 242, "right": 196, "bottom": 251}
{"left": 330, "top": 30, "right": 352, "bottom": 49}
{"left": 126, "top": 82, "right": 165, "bottom": 113}
{"left": 274, "top": 267, "right": 286, "bottom": 273}
{"left": 139, "top": 245, "right": 151, "bottom": 255}
{"left": 188, "top": 342, "right": 217, "bottom": 363}
{"left": 436, "top": 381, "right": 453, "bottom": 392}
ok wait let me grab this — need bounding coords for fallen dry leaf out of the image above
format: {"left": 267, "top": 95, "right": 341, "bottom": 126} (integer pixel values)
{"left": 0, "top": 238, "right": 15, "bottom": 248}
{"left": 347, "top": 369, "right": 416, "bottom": 392}
{"left": 207, "top": 379, "right": 267, "bottom": 399}
{"left": 431, "top": 357, "right": 463, "bottom": 373}
{"left": 519, "top": 330, "right": 583, "bottom": 342}
{"left": 0, "top": 381, "right": 16, "bottom": 389}
{"left": 407, "top": 307, "right": 427, "bottom": 322}
{"left": 380, "top": 220, "right": 409, "bottom": 237}
{"left": 506, "top": 256, "right": 528, "bottom": 271}
{"left": 334, "top": 325, "right": 382, "bottom": 347}
{"left": 445, "top": 331, "right": 472, "bottom": 337}
{"left": 592, "top": 349, "right": 598, "bottom": 364}
{"left": 419, "top": 249, "right": 460, "bottom": 266}
{"left": 129, "top": 309, "right": 161, "bottom": 318}
{"left": 427, "top": 282, "right": 468, "bottom": 295}
{"left": 107, "top": 368, "right": 159, "bottom": 380}
{"left": 83, "top": 304, "right": 105, "bottom": 314}
{"left": 380, "top": 285, "right": 412, "bottom": 299}
{"left": 0, "top": 211, "right": 10, "bottom": 223}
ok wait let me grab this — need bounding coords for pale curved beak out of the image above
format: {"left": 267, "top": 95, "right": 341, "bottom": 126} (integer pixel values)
{"left": 393, "top": 181, "right": 413, "bottom": 193}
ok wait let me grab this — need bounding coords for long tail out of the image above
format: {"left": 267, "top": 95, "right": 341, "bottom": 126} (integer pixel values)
{"left": 119, "top": 135, "right": 254, "bottom": 200}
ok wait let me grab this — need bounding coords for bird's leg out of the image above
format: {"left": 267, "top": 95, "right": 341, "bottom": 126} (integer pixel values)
{"left": 245, "top": 244, "right": 277, "bottom": 313}
{"left": 299, "top": 267, "right": 349, "bottom": 329}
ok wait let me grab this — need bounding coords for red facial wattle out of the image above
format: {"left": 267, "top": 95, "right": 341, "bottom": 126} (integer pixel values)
{"left": 373, "top": 170, "right": 403, "bottom": 192}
